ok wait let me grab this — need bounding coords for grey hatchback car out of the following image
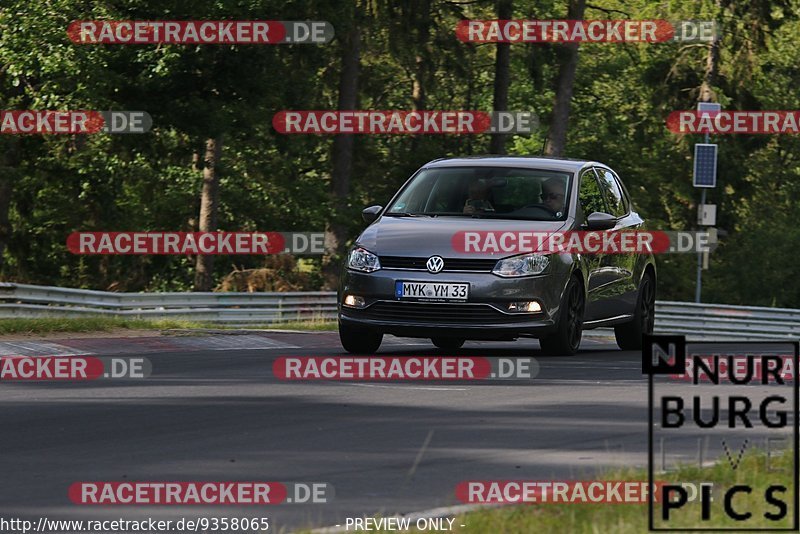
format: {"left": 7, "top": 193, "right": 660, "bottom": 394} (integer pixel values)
{"left": 338, "top": 156, "right": 656, "bottom": 355}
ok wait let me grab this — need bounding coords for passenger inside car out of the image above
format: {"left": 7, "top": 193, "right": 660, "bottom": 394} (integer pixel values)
{"left": 463, "top": 179, "right": 495, "bottom": 213}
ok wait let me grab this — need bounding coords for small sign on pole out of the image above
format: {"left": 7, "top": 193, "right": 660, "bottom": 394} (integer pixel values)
{"left": 697, "top": 204, "right": 716, "bottom": 226}
{"left": 697, "top": 101, "right": 722, "bottom": 114}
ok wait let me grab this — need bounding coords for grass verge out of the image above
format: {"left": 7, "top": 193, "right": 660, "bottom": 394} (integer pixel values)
{"left": 303, "top": 448, "right": 795, "bottom": 533}
{"left": 0, "top": 317, "right": 211, "bottom": 335}
{"left": 455, "top": 447, "right": 795, "bottom": 532}
{"left": 0, "top": 317, "right": 339, "bottom": 335}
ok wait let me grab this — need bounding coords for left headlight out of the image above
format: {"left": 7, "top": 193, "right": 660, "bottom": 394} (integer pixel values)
{"left": 492, "top": 253, "right": 549, "bottom": 277}
{"left": 348, "top": 247, "right": 381, "bottom": 273}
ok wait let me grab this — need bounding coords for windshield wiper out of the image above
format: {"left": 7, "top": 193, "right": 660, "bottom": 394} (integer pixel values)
{"left": 385, "top": 211, "right": 492, "bottom": 218}
{"left": 384, "top": 212, "right": 438, "bottom": 217}
{"left": 478, "top": 213, "right": 558, "bottom": 220}
{"left": 421, "top": 212, "right": 467, "bottom": 217}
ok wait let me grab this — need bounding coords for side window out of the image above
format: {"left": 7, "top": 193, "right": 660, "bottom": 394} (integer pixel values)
{"left": 597, "top": 168, "right": 627, "bottom": 217}
{"left": 578, "top": 169, "right": 606, "bottom": 218}
{"left": 610, "top": 169, "right": 631, "bottom": 213}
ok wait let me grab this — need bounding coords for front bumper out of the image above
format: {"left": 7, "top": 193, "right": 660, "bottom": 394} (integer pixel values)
{"left": 338, "top": 268, "right": 567, "bottom": 340}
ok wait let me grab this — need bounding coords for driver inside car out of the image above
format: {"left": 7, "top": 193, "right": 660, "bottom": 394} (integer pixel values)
{"left": 541, "top": 177, "right": 567, "bottom": 216}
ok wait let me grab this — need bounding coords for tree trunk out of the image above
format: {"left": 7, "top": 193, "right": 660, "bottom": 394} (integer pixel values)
{"left": 700, "top": 0, "right": 722, "bottom": 102}
{"left": 0, "top": 139, "right": 20, "bottom": 272}
{"left": 409, "top": 1, "right": 432, "bottom": 159}
{"left": 411, "top": 1, "right": 431, "bottom": 112}
{"left": 544, "top": 0, "right": 586, "bottom": 157}
{"left": 321, "top": 24, "right": 361, "bottom": 290}
{"left": 489, "top": 0, "right": 513, "bottom": 154}
{"left": 0, "top": 176, "right": 12, "bottom": 271}
{"left": 194, "top": 136, "right": 222, "bottom": 291}
{"left": 412, "top": 58, "right": 426, "bottom": 112}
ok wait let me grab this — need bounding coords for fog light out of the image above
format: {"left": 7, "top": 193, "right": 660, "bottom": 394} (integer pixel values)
{"left": 508, "top": 301, "right": 542, "bottom": 313}
{"left": 343, "top": 294, "right": 366, "bottom": 308}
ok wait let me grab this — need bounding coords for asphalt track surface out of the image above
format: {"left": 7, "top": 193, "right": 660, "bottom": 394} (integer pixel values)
{"left": 0, "top": 332, "right": 794, "bottom": 532}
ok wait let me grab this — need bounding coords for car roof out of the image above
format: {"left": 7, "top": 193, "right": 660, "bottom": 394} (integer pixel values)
{"left": 423, "top": 155, "right": 598, "bottom": 173}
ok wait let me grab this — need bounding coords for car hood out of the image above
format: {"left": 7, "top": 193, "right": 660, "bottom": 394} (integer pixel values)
{"left": 355, "top": 216, "right": 572, "bottom": 258}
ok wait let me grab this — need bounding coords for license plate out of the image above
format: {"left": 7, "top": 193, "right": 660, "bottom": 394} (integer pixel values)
{"left": 395, "top": 281, "right": 469, "bottom": 302}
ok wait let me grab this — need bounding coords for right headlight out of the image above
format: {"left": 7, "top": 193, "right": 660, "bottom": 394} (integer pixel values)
{"left": 347, "top": 247, "right": 381, "bottom": 273}
{"left": 492, "top": 253, "right": 549, "bottom": 277}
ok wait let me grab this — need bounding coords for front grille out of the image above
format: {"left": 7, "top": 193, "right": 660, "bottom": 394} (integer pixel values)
{"left": 380, "top": 256, "right": 497, "bottom": 272}
{"left": 347, "top": 301, "right": 531, "bottom": 324}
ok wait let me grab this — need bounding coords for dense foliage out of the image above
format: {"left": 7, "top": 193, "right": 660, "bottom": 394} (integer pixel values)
{"left": 0, "top": 0, "right": 798, "bottom": 306}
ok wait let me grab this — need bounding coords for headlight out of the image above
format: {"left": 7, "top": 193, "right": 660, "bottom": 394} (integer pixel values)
{"left": 348, "top": 247, "right": 381, "bottom": 273}
{"left": 492, "top": 253, "right": 549, "bottom": 277}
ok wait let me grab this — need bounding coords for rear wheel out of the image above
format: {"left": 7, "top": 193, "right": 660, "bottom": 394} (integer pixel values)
{"left": 615, "top": 272, "right": 656, "bottom": 350}
{"left": 539, "top": 276, "right": 584, "bottom": 356}
{"left": 431, "top": 337, "right": 465, "bottom": 350}
{"left": 339, "top": 323, "right": 383, "bottom": 354}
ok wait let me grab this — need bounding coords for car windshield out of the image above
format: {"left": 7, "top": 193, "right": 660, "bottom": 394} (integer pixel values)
{"left": 385, "top": 166, "right": 572, "bottom": 221}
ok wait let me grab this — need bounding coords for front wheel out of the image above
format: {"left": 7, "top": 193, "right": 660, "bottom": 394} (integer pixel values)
{"left": 539, "top": 276, "right": 584, "bottom": 356}
{"left": 614, "top": 273, "right": 656, "bottom": 350}
{"left": 339, "top": 322, "right": 383, "bottom": 354}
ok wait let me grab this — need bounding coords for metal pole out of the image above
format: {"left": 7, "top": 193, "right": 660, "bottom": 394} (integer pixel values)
{"left": 695, "top": 132, "right": 710, "bottom": 303}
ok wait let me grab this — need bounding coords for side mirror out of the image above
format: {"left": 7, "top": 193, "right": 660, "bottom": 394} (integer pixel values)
{"left": 585, "top": 212, "right": 616, "bottom": 230}
{"left": 362, "top": 205, "right": 383, "bottom": 224}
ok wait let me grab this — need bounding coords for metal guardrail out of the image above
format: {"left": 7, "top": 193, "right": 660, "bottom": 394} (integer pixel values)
{"left": 0, "top": 283, "right": 338, "bottom": 326}
{"left": 0, "top": 282, "right": 798, "bottom": 338}
{"left": 654, "top": 301, "right": 800, "bottom": 340}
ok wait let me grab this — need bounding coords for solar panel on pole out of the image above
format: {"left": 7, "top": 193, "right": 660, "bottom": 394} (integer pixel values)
{"left": 693, "top": 143, "right": 717, "bottom": 188}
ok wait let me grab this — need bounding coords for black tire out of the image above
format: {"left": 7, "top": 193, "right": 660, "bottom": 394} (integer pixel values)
{"left": 539, "top": 276, "right": 585, "bottom": 356}
{"left": 431, "top": 337, "right": 465, "bottom": 350}
{"left": 614, "top": 272, "right": 656, "bottom": 350}
{"left": 339, "top": 322, "right": 383, "bottom": 354}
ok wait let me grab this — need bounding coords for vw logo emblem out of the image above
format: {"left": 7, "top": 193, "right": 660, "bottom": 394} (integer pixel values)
{"left": 426, "top": 256, "right": 444, "bottom": 273}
